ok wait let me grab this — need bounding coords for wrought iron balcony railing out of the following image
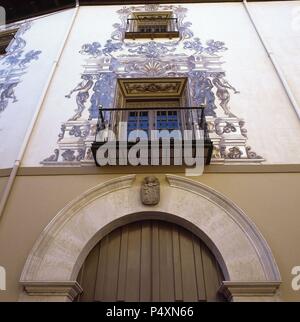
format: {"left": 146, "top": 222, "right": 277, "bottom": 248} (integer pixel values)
{"left": 91, "top": 106, "right": 213, "bottom": 167}
{"left": 125, "top": 17, "right": 179, "bottom": 39}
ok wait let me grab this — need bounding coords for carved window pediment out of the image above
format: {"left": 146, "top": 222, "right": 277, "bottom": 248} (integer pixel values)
{"left": 118, "top": 77, "right": 187, "bottom": 98}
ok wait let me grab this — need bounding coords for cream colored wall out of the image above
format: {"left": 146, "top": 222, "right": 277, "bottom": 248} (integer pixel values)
{"left": 0, "top": 172, "right": 299, "bottom": 301}
{"left": 0, "top": 177, "right": 8, "bottom": 200}
{"left": 0, "top": 174, "right": 119, "bottom": 301}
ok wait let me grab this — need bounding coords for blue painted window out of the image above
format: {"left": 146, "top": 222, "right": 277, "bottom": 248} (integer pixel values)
{"left": 156, "top": 111, "right": 180, "bottom": 130}
{"left": 127, "top": 111, "right": 149, "bottom": 137}
{"left": 127, "top": 110, "right": 180, "bottom": 138}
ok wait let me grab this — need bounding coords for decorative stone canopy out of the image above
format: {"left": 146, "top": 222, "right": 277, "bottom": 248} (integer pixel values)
{"left": 118, "top": 77, "right": 187, "bottom": 98}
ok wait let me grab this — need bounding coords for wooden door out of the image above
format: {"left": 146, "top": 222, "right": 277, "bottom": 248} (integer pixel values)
{"left": 77, "top": 220, "right": 225, "bottom": 302}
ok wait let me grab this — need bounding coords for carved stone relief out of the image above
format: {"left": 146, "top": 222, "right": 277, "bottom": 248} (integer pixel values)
{"left": 141, "top": 176, "right": 160, "bottom": 205}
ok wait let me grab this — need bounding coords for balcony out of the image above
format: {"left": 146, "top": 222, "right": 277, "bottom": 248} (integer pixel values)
{"left": 125, "top": 17, "right": 179, "bottom": 40}
{"left": 91, "top": 106, "right": 213, "bottom": 167}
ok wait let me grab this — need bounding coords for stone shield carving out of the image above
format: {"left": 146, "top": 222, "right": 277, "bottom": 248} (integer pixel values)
{"left": 141, "top": 176, "right": 160, "bottom": 205}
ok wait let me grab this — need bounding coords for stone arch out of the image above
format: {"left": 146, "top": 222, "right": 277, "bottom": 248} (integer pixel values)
{"left": 19, "top": 174, "right": 281, "bottom": 301}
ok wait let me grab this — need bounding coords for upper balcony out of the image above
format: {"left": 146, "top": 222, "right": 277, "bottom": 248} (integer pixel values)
{"left": 124, "top": 12, "right": 179, "bottom": 40}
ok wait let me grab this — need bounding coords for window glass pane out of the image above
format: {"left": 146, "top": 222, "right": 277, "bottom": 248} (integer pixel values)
{"left": 156, "top": 110, "right": 179, "bottom": 131}
{"left": 127, "top": 111, "right": 149, "bottom": 137}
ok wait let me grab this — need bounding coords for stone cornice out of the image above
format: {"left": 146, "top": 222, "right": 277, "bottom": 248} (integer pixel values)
{"left": 2, "top": 164, "right": 300, "bottom": 178}
{"left": 219, "top": 281, "right": 281, "bottom": 301}
{"left": 20, "top": 281, "right": 83, "bottom": 301}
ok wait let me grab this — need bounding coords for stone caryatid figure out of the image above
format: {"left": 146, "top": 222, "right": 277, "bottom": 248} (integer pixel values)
{"left": 89, "top": 73, "right": 116, "bottom": 120}
{"left": 141, "top": 176, "right": 160, "bottom": 206}
{"left": 212, "top": 72, "right": 240, "bottom": 117}
{"left": 0, "top": 82, "right": 18, "bottom": 113}
{"left": 194, "top": 74, "right": 217, "bottom": 117}
{"left": 65, "top": 75, "right": 94, "bottom": 121}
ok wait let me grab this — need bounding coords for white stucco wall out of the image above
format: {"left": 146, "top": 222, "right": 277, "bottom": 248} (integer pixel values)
{"left": 174, "top": 2, "right": 300, "bottom": 164}
{"left": 248, "top": 0, "right": 300, "bottom": 163}
{"left": 249, "top": 1, "right": 300, "bottom": 112}
{"left": 0, "top": 9, "right": 75, "bottom": 169}
{"left": 0, "top": 2, "right": 298, "bottom": 168}
{"left": 21, "top": 6, "right": 119, "bottom": 166}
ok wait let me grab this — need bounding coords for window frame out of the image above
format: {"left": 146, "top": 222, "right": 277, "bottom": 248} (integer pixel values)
{"left": 125, "top": 11, "right": 179, "bottom": 40}
{"left": 0, "top": 27, "right": 18, "bottom": 56}
{"left": 125, "top": 108, "right": 183, "bottom": 139}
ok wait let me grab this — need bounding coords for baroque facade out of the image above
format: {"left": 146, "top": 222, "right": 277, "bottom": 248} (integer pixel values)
{"left": 42, "top": 4, "right": 263, "bottom": 166}
{"left": 0, "top": 1, "right": 300, "bottom": 302}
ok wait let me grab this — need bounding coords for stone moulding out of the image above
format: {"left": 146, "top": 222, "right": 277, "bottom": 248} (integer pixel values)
{"left": 20, "top": 281, "right": 82, "bottom": 302}
{"left": 219, "top": 281, "right": 281, "bottom": 301}
{"left": 20, "top": 174, "right": 136, "bottom": 283}
{"left": 20, "top": 174, "right": 281, "bottom": 301}
{"left": 165, "top": 174, "right": 281, "bottom": 282}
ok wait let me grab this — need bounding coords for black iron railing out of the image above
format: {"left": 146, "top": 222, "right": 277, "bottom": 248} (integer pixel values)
{"left": 127, "top": 17, "right": 178, "bottom": 24}
{"left": 91, "top": 106, "right": 213, "bottom": 166}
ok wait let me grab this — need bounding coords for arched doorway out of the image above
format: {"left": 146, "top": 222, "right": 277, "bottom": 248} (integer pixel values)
{"left": 20, "top": 175, "right": 281, "bottom": 302}
{"left": 76, "top": 220, "right": 225, "bottom": 302}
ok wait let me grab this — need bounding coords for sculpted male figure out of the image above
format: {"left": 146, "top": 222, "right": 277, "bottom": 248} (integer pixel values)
{"left": 213, "top": 73, "right": 239, "bottom": 117}
{"left": 66, "top": 74, "right": 94, "bottom": 121}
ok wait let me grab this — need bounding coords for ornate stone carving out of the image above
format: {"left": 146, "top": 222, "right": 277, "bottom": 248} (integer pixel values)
{"left": 85, "top": 148, "right": 93, "bottom": 160}
{"left": 212, "top": 146, "right": 222, "bottom": 159}
{"left": 216, "top": 121, "right": 237, "bottom": 135}
{"left": 76, "top": 149, "right": 86, "bottom": 162}
{"left": 42, "top": 149, "right": 59, "bottom": 162}
{"left": 69, "top": 125, "right": 90, "bottom": 138}
{"left": 141, "top": 176, "right": 160, "bottom": 206}
{"left": 246, "top": 146, "right": 263, "bottom": 159}
{"left": 58, "top": 124, "right": 66, "bottom": 142}
{"left": 126, "top": 82, "right": 178, "bottom": 94}
{"left": 215, "top": 119, "right": 234, "bottom": 135}
{"left": 239, "top": 120, "right": 248, "bottom": 138}
{"left": 227, "top": 146, "right": 243, "bottom": 159}
{"left": 61, "top": 149, "right": 75, "bottom": 162}
{"left": 119, "top": 77, "right": 186, "bottom": 98}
